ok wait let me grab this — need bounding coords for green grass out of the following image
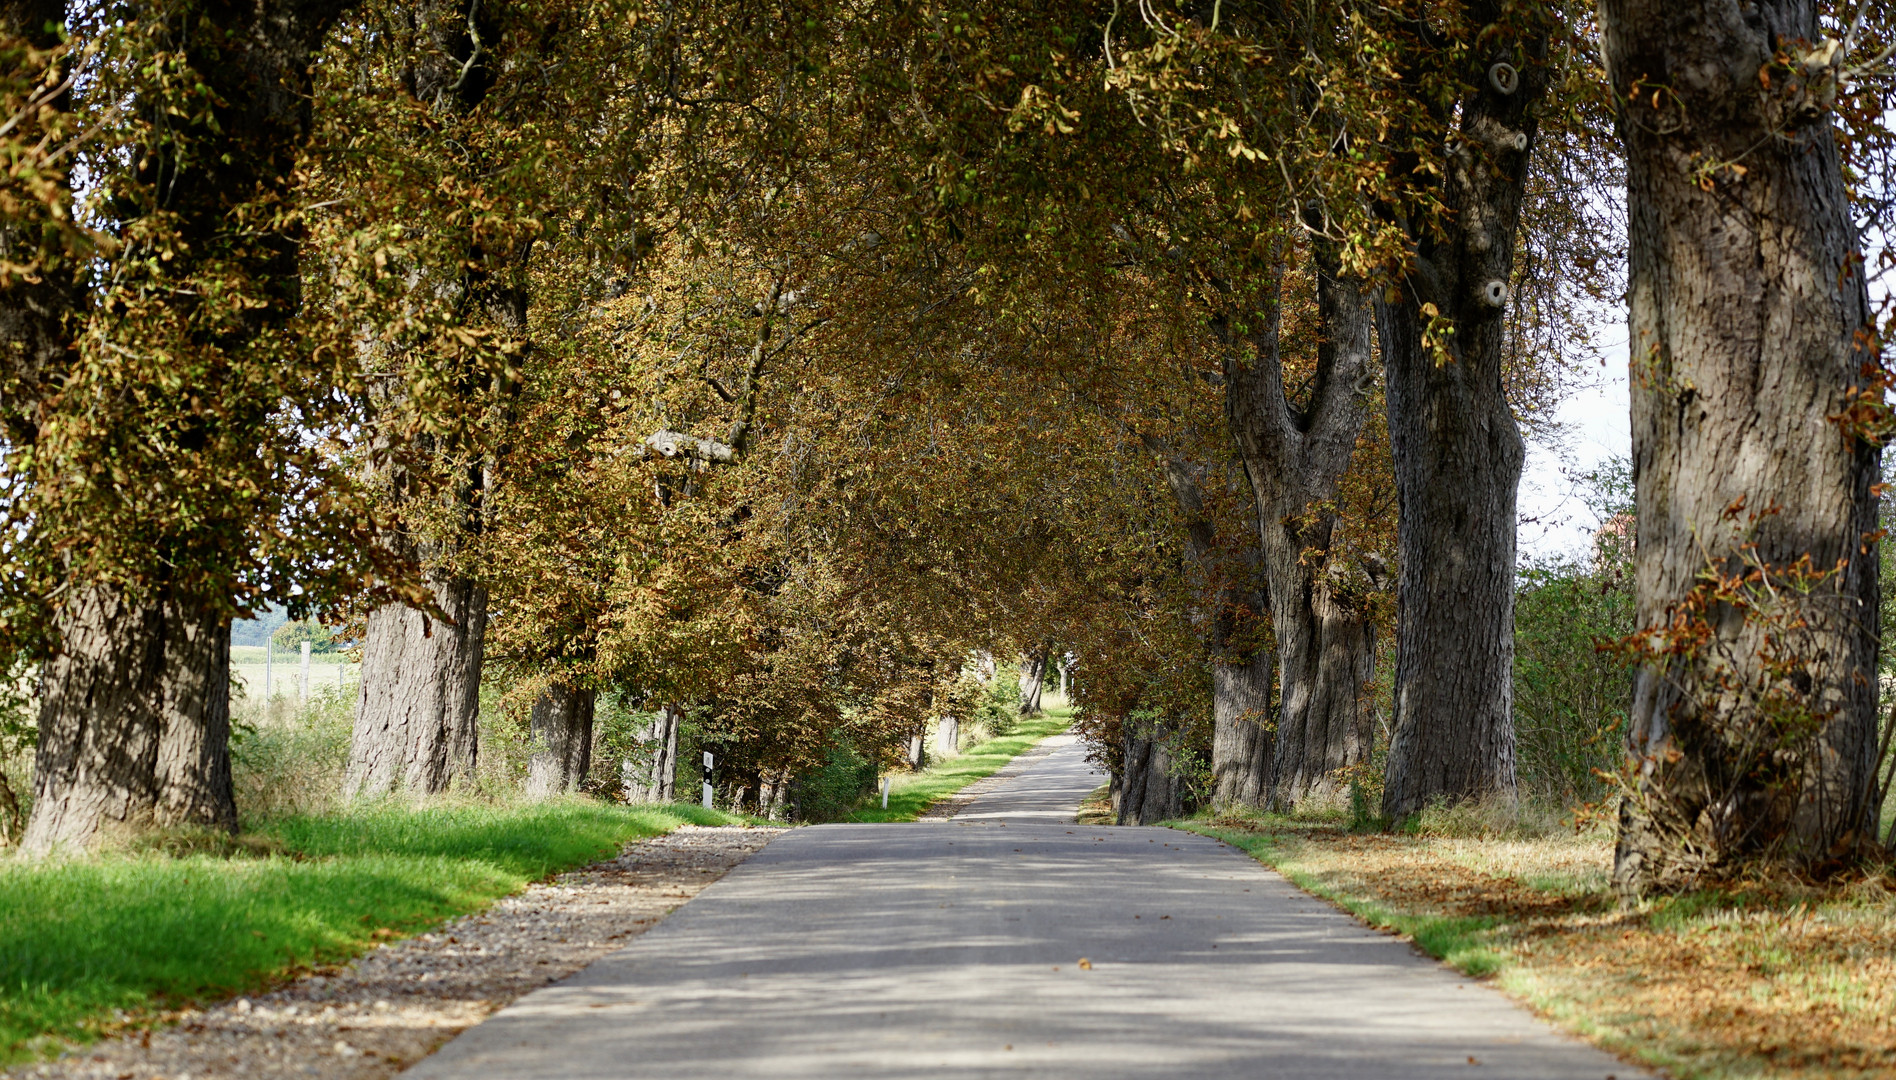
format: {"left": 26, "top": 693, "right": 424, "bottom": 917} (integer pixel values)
{"left": 847, "top": 708, "right": 1073, "bottom": 822}
{"left": 0, "top": 799, "right": 739, "bottom": 1063}
{"left": 1179, "top": 822, "right": 1511, "bottom": 977}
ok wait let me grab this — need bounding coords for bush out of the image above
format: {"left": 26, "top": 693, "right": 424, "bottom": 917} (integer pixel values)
{"left": 1511, "top": 459, "right": 1635, "bottom": 810}
{"left": 1512, "top": 554, "right": 1633, "bottom": 807}
{"left": 229, "top": 685, "right": 354, "bottom": 822}
{"left": 269, "top": 620, "right": 339, "bottom": 654}
{"left": 972, "top": 664, "right": 1022, "bottom": 739}
{"left": 786, "top": 739, "right": 879, "bottom": 822}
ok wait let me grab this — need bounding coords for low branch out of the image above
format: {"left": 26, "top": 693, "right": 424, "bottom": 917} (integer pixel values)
{"left": 642, "top": 430, "right": 736, "bottom": 464}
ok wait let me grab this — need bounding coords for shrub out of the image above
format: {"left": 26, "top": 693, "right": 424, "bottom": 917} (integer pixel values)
{"left": 269, "top": 620, "right": 339, "bottom": 654}
{"left": 786, "top": 739, "right": 879, "bottom": 822}
{"left": 228, "top": 685, "right": 353, "bottom": 822}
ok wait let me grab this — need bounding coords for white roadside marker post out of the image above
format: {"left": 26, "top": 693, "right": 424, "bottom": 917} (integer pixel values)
{"left": 881, "top": 776, "right": 891, "bottom": 809}
{"left": 702, "top": 751, "right": 714, "bottom": 809}
{"left": 300, "top": 642, "right": 311, "bottom": 704}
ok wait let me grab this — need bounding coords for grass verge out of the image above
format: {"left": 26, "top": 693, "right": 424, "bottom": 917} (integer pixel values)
{"left": 1181, "top": 812, "right": 1896, "bottom": 1080}
{"left": 846, "top": 709, "right": 1073, "bottom": 822}
{"left": 0, "top": 799, "right": 740, "bottom": 1063}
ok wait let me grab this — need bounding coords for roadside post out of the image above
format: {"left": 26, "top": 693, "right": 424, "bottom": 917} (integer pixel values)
{"left": 881, "top": 776, "right": 891, "bottom": 809}
{"left": 702, "top": 751, "right": 714, "bottom": 808}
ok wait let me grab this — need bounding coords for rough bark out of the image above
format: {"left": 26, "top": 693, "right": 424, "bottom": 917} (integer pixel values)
{"left": 1118, "top": 717, "right": 1186, "bottom": 826}
{"left": 525, "top": 683, "right": 596, "bottom": 799}
{"left": 22, "top": 586, "right": 236, "bottom": 854}
{"left": 936, "top": 716, "right": 959, "bottom": 756}
{"left": 1219, "top": 241, "right": 1382, "bottom": 813}
{"left": 1211, "top": 655, "right": 1274, "bottom": 808}
{"left": 1146, "top": 440, "right": 1278, "bottom": 810}
{"left": 345, "top": 575, "right": 488, "bottom": 799}
{"left": 1602, "top": 0, "right": 1880, "bottom": 891}
{"left": 1378, "top": 36, "right": 1547, "bottom": 821}
{"left": 1018, "top": 648, "right": 1049, "bottom": 716}
{"left": 622, "top": 706, "right": 679, "bottom": 803}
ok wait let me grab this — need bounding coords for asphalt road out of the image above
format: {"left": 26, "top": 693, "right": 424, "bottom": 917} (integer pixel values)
{"left": 406, "top": 736, "right": 1641, "bottom": 1079}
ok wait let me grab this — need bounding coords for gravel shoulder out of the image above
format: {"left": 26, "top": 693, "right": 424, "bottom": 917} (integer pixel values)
{"left": 6, "top": 824, "right": 782, "bottom": 1080}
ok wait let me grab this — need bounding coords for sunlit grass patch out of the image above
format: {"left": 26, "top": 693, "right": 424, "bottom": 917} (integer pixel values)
{"left": 0, "top": 799, "right": 740, "bottom": 1063}
{"left": 1182, "top": 814, "right": 1896, "bottom": 1080}
{"left": 846, "top": 709, "right": 1073, "bottom": 823}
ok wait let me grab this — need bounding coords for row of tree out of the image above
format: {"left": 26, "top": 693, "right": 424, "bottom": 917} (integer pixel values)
{"left": 0, "top": 0, "right": 1889, "bottom": 895}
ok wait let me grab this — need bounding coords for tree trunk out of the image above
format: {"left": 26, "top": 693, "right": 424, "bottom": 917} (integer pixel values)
{"left": 1118, "top": 717, "right": 1186, "bottom": 825}
{"left": 1602, "top": 0, "right": 1880, "bottom": 892}
{"left": 1018, "top": 648, "right": 1049, "bottom": 716}
{"left": 525, "top": 683, "right": 595, "bottom": 799}
{"left": 345, "top": 574, "right": 488, "bottom": 799}
{"left": 906, "top": 727, "right": 926, "bottom": 770}
{"left": 936, "top": 716, "right": 959, "bottom": 756}
{"left": 622, "top": 706, "right": 680, "bottom": 803}
{"left": 1377, "top": 37, "right": 1547, "bottom": 821}
{"left": 22, "top": 586, "right": 236, "bottom": 854}
{"left": 1211, "top": 652, "right": 1274, "bottom": 808}
{"left": 1265, "top": 541, "right": 1378, "bottom": 810}
{"left": 1220, "top": 240, "right": 1383, "bottom": 813}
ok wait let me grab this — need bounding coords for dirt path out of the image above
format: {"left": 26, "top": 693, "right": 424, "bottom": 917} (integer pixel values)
{"left": 6, "top": 824, "right": 782, "bottom": 1080}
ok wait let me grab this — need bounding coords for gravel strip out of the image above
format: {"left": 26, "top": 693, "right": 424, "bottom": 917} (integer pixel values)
{"left": 7, "top": 824, "right": 783, "bottom": 1080}
{"left": 916, "top": 734, "right": 1066, "bottom": 820}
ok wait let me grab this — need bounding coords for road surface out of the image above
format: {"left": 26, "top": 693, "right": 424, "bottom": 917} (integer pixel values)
{"left": 406, "top": 735, "right": 1639, "bottom": 1079}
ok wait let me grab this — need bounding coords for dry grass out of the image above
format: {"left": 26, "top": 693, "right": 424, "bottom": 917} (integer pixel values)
{"left": 1184, "top": 812, "right": 1896, "bottom": 1080}
{"left": 1075, "top": 783, "right": 1114, "bottom": 826}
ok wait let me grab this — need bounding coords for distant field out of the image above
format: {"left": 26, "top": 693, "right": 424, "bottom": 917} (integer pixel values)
{"left": 229, "top": 648, "right": 356, "bottom": 698}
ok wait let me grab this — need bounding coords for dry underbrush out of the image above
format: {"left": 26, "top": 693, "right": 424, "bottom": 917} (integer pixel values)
{"left": 1193, "top": 812, "right": 1896, "bottom": 1080}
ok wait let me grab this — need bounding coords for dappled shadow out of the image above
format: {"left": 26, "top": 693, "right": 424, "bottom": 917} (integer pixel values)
{"left": 407, "top": 807, "right": 1638, "bottom": 1079}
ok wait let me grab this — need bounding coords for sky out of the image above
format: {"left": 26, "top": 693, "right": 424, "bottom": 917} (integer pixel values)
{"left": 1516, "top": 337, "right": 1632, "bottom": 562}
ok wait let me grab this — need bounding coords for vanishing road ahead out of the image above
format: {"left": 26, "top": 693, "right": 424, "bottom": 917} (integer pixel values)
{"left": 408, "top": 737, "right": 1641, "bottom": 1079}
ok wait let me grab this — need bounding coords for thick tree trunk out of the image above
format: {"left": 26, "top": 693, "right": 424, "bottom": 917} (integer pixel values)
{"left": 1221, "top": 244, "right": 1383, "bottom": 813}
{"left": 1118, "top": 717, "right": 1186, "bottom": 825}
{"left": 1377, "top": 38, "right": 1546, "bottom": 821}
{"left": 345, "top": 575, "right": 488, "bottom": 799}
{"left": 1144, "top": 435, "right": 1277, "bottom": 810}
{"left": 525, "top": 683, "right": 595, "bottom": 799}
{"left": 1018, "top": 648, "right": 1049, "bottom": 715}
{"left": 622, "top": 706, "right": 680, "bottom": 803}
{"left": 936, "top": 716, "right": 959, "bottom": 756}
{"left": 1211, "top": 652, "right": 1274, "bottom": 808}
{"left": 22, "top": 586, "right": 236, "bottom": 854}
{"left": 1266, "top": 557, "right": 1377, "bottom": 810}
{"left": 1602, "top": 0, "right": 1880, "bottom": 892}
